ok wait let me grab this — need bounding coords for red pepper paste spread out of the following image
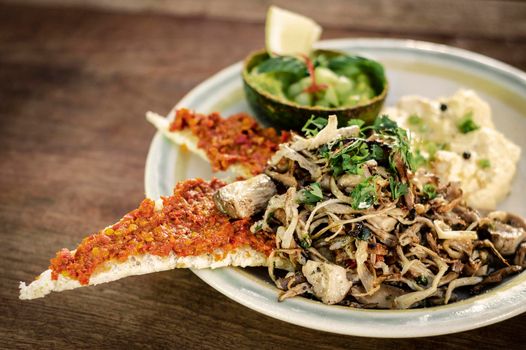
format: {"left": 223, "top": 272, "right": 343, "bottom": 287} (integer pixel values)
{"left": 50, "top": 179, "right": 276, "bottom": 285}
{"left": 169, "top": 109, "right": 290, "bottom": 175}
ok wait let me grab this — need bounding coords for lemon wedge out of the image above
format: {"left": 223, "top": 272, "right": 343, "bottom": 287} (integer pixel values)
{"left": 265, "top": 6, "right": 322, "bottom": 56}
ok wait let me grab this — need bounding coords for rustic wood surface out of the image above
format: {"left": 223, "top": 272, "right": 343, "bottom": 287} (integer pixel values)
{"left": 1, "top": 2, "right": 526, "bottom": 349}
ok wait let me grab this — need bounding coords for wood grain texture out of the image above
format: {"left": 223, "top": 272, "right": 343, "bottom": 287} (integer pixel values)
{"left": 1, "top": 2, "right": 525, "bottom": 349}
{"left": 6, "top": 0, "right": 526, "bottom": 39}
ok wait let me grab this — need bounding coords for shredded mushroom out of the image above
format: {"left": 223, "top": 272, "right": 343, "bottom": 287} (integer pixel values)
{"left": 231, "top": 114, "right": 525, "bottom": 309}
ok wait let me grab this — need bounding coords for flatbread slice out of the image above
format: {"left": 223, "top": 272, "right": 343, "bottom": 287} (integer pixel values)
{"left": 146, "top": 109, "right": 289, "bottom": 178}
{"left": 19, "top": 247, "right": 267, "bottom": 300}
{"left": 20, "top": 178, "right": 278, "bottom": 300}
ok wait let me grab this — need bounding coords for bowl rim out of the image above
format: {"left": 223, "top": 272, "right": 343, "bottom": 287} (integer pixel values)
{"left": 242, "top": 48, "right": 389, "bottom": 112}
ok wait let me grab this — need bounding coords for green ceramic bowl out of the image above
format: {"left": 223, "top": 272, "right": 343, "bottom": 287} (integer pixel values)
{"left": 242, "top": 49, "right": 388, "bottom": 131}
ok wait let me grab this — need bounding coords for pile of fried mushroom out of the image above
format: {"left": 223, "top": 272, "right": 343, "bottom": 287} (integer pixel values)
{"left": 214, "top": 115, "right": 526, "bottom": 309}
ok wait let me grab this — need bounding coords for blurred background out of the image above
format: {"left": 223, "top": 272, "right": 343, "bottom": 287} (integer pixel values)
{"left": 1, "top": 1, "right": 525, "bottom": 349}
{"left": 2, "top": 0, "right": 524, "bottom": 118}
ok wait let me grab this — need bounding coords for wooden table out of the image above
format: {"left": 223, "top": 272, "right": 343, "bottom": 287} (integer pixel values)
{"left": 1, "top": 2, "right": 525, "bottom": 349}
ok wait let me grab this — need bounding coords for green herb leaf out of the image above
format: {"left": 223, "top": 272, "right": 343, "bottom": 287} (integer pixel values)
{"left": 341, "top": 153, "right": 353, "bottom": 172}
{"left": 389, "top": 178, "right": 408, "bottom": 200}
{"left": 408, "top": 114, "right": 427, "bottom": 132}
{"left": 457, "top": 111, "right": 479, "bottom": 134}
{"left": 318, "top": 144, "right": 331, "bottom": 159}
{"left": 408, "top": 114, "right": 422, "bottom": 126}
{"left": 374, "top": 115, "right": 416, "bottom": 172}
{"left": 477, "top": 158, "right": 491, "bottom": 169}
{"left": 256, "top": 56, "right": 308, "bottom": 78}
{"left": 423, "top": 184, "right": 437, "bottom": 200}
{"left": 328, "top": 139, "right": 390, "bottom": 177}
{"left": 300, "top": 182, "right": 324, "bottom": 204}
{"left": 370, "top": 144, "right": 386, "bottom": 161}
{"left": 347, "top": 118, "right": 365, "bottom": 128}
{"left": 302, "top": 115, "right": 328, "bottom": 137}
{"left": 350, "top": 177, "right": 378, "bottom": 210}
{"left": 330, "top": 140, "right": 368, "bottom": 176}
{"left": 380, "top": 118, "right": 416, "bottom": 172}
{"left": 373, "top": 115, "right": 398, "bottom": 133}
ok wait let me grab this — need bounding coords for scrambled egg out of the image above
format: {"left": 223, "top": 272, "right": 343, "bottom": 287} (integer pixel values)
{"left": 384, "top": 90, "right": 521, "bottom": 210}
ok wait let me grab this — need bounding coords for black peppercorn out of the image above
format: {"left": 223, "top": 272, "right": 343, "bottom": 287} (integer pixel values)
{"left": 462, "top": 151, "right": 471, "bottom": 160}
{"left": 440, "top": 103, "right": 448, "bottom": 112}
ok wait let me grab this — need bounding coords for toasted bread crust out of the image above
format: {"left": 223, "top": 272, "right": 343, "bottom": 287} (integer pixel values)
{"left": 146, "top": 111, "right": 253, "bottom": 178}
{"left": 19, "top": 247, "right": 268, "bottom": 300}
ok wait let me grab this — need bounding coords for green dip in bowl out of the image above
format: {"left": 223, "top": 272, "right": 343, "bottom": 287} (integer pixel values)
{"left": 243, "top": 49, "right": 388, "bottom": 131}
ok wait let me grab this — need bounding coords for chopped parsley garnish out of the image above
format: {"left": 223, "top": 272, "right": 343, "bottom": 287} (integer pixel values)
{"left": 457, "top": 112, "right": 479, "bottom": 134}
{"left": 347, "top": 118, "right": 365, "bottom": 128}
{"left": 341, "top": 153, "right": 362, "bottom": 174}
{"left": 254, "top": 223, "right": 263, "bottom": 232}
{"left": 412, "top": 141, "right": 449, "bottom": 166}
{"left": 408, "top": 114, "right": 422, "bottom": 125}
{"left": 407, "top": 114, "right": 422, "bottom": 125}
{"left": 422, "top": 184, "right": 437, "bottom": 200}
{"left": 318, "top": 144, "right": 331, "bottom": 159}
{"left": 407, "top": 114, "right": 427, "bottom": 132}
{"left": 392, "top": 132, "right": 415, "bottom": 171}
{"left": 327, "top": 139, "right": 388, "bottom": 177}
{"left": 373, "top": 115, "right": 416, "bottom": 172}
{"left": 373, "top": 114, "right": 398, "bottom": 132}
{"left": 313, "top": 116, "right": 424, "bottom": 208}
{"left": 390, "top": 178, "right": 408, "bottom": 200}
{"left": 350, "top": 177, "right": 378, "bottom": 210}
{"left": 424, "top": 141, "right": 449, "bottom": 160}
{"left": 370, "top": 144, "right": 386, "bottom": 161}
{"left": 478, "top": 158, "right": 491, "bottom": 169}
{"left": 322, "top": 115, "right": 419, "bottom": 179}
{"left": 300, "top": 182, "right": 324, "bottom": 204}
{"left": 302, "top": 115, "right": 328, "bottom": 137}
{"left": 329, "top": 140, "right": 367, "bottom": 176}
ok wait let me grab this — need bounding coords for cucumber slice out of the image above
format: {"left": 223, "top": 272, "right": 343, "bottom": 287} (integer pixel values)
{"left": 323, "top": 85, "right": 339, "bottom": 107}
{"left": 287, "top": 81, "right": 304, "bottom": 97}
{"left": 344, "top": 94, "right": 362, "bottom": 107}
{"left": 295, "top": 92, "right": 312, "bottom": 106}
{"left": 334, "top": 76, "right": 353, "bottom": 101}
{"left": 314, "top": 67, "right": 339, "bottom": 85}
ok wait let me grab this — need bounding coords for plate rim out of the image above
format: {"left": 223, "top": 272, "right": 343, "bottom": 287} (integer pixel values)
{"left": 144, "top": 38, "right": 526, "bottom": 338}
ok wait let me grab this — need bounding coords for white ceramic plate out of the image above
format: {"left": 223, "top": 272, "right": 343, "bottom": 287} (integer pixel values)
{"left": 144, "top": 39, "right": 526, "bottom": 338}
